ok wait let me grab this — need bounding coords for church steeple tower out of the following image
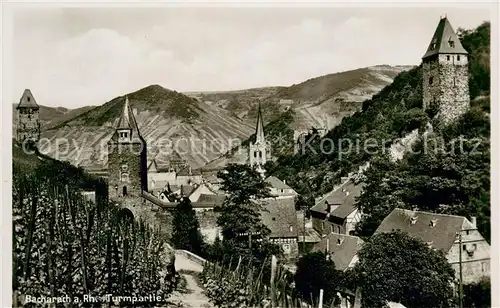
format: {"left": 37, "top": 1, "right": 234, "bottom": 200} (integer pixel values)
{"left": 422, "top": 16, "right": 470, "bottom": 124}
{"left": 107, "top": 96, "right": 148, "bottom": 203}
{"left": 249, "top": 102, "right": 270, "bottom": 174}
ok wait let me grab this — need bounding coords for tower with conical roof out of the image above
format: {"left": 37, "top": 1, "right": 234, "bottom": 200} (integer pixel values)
{"left": 249, "top": 103, "right": 270, "bottom": 173}
{"left": 16, "top": 89, "right": 41, "bottom": 143}
{"left": 422, "top": 16, "right": 470, "bottom": 124}
{"left": 107, "top": 96, "right": 148, "bottom": 203}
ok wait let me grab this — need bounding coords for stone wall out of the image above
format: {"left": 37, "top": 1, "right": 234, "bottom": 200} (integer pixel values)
{"left": 423, "top": 54, "right": 470, "bottom": 124}
{"left": 17, "top": 108, "right": 40, "bottom": 142}
{"left": 107, "top": 142, "right": 144, "bottom": 203}
{"left": 446, "top": 228, "right": 490, "bottom": 284}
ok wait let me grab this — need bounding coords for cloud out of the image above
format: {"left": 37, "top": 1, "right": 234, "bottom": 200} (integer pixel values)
{"left": 12, "top": 7, "right": 492, "bottom": 108}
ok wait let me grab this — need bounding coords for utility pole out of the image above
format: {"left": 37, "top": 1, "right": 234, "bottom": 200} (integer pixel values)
{"left": 457, "top": 231, "right": 463, "bottom": 308}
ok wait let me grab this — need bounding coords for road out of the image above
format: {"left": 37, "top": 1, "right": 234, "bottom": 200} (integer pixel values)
{"left": 168, "top": 251, "right": 214, "bottom": 308}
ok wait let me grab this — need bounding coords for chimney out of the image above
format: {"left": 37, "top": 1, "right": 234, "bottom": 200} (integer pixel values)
{"left": 470, "top": 216, "right": 477, "bottom": 228}
{"left": 283, "top": 179, "right": 286, "bottom": 185}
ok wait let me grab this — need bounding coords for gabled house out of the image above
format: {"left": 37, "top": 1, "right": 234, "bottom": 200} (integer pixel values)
{"left": 311, "top": 233, "right": 364, "bottom": 271}
{"left": 375, "top": 208, "right": 490, "bottom": 284}
{"left": 265, "top": 176, "right": 298, "bottom": 198}
{"left": 259, "top": 198, "right": 299, "bottom": 257}
{"left": 310, "top": 180, "right": 364, "bottom": 236}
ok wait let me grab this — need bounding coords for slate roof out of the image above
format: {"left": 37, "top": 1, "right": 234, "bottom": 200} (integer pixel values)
{"left": 177, "top": 166, "right": 202, "bottom": 176}
{"left": 312, "top": 233, "right": 364, "bottom": 271}
{"left": 197, "top": 193, "right": 225, "bottom": 206}
{"left": 180, "top": 185, "right": 195, "bottom": 197}
{"left": 259, "top": 198, "right": 298, "bottom": 238}
{"left": 310, "top": 180, "right": 364, "bottom": 220}
{"left": 374, "top": 208, "right": 474, "bottom": 252}
{"left": 422, "top": 17, "right": 468, "bottom": 59}
{"left": 147, "top": 159, "right": 172, "bottom": 173}
{"left": 109, "top": 96, "right": 145, "bottom": 144}
{"left": 17, "top": 89, "right": 39, "bottom": 109}
{"left": 265, "top": 176, "right": 294, "bottom": 190}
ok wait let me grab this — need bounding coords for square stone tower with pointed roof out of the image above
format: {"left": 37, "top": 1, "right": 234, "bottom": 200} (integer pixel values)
{"left": 249, "top": 103, "right": 271, "bottom": 172}
{"left": 107, "top": 96, "right": 148, "bottom": 204}
{"left": 16, "top": 89, "right": 41, "bottom": 143}
{"left": 422, "top": 17, "right": 470, "bottom": 124}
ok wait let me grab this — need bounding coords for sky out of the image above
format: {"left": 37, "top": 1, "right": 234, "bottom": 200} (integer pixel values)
{"left": 12, "top": 6, "right": 492, "bottom": 108}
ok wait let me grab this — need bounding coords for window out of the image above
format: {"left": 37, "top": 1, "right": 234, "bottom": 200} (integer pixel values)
{"left": 254, "top": 152, "right": 257, "bottom": 158}
{"left": 429, "top": 77, "right": 434, "bottom": 85}
{"left": 462, "top": 244, "right": 466, "bottom": 251}
{"left": 283, "top": 244, "right": 291, "bottom": 253}
{"left": 457, "top": 55, "right": 461, "bottom": 61}
{"left": 322, "top": 221, "right": 325, "bottom": 230}
{"left": 473, "top": 244, "right": 477, "bottom": 250}
{"left": 121, "top": 173, "right": 129, "bottom": 183}
{"left": 430, "top": 43, "right": 436, "bottom": 50}
{"left": 447, "top": 55, "right": 450, "bottom": 61}
{"left": 448, "top": 40, "right": 455, "bottom": 48}
{"left": 259, "top": 151, "right": 262, "bottom": 158}
{"left": 466, "top": 230, "right": 470, "bottom": 235}
{"left": 123, "top": 186, "right": 128, "bottom": 196}
{"left": 481, "top": 262, "right": 485, "bottom": 272}
{"left": 27, "top": 97, "right": 31, "bottom": 102}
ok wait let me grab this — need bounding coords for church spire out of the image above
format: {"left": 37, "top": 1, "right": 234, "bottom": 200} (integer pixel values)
{"left": 255, "top": 102, "right": 265, "bottom": 144}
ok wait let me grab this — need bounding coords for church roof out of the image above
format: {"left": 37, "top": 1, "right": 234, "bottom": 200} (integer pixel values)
{"left": 422, "top": 17, "right": 468, "bottom": 59}
{"left": 109, "top": 96, "right": 145, "bottom": 144}
{"left": 254, "top": 102, "right": 265, "bottom": 144}
{"left": 16, "top": 89, "right": 39, "bottom": 109}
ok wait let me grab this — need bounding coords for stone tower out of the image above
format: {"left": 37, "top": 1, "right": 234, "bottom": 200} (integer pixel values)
{"left": 16, "top": 89, "right": 41, "bottom": 143}
{"left": 422, "top": 16, "right": 470, "bottom": 124}
{"left": 107, "top": 96, "right": 148, "bottom": 205}
{"left": 249, "top": 103, "right": 270, "bottom": 173}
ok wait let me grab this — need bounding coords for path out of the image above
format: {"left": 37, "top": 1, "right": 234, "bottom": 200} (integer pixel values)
{"left": 168, "top": 251, "right": 214, "bottom": 308}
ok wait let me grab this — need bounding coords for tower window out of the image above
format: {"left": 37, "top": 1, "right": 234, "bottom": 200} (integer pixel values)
{"left": 123, "top": 186, "right": 128, "bottom": 196}
{"left": 429, "top": 77, "right": 434, "bottom": 85}
{"left": 447, "top": 55, "right": 450, "bottom": 61}
{"left": 457, "top": 55, "right": 461, "bottom": 61}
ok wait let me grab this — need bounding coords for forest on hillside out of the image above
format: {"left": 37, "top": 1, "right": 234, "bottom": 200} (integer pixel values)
{"left": 264, "top": 21, "right": 491, "bottom": 241}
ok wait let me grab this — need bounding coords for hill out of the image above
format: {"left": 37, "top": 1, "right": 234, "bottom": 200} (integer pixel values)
{"left": 38, "top": 85, "right": 255, "bottom": 169}
{"left": 191, "top": 65, "right": 412, "bottom": 131}
{"left": 199, "top": 65, "right": 412, "bottom": 170}
{"left": 265, "top": 21, "right": 491, "bottom": 241}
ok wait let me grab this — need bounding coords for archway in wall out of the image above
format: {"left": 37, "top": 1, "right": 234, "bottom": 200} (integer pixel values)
{"left": 117, "top": 207, "right": 135, "bottom": 223}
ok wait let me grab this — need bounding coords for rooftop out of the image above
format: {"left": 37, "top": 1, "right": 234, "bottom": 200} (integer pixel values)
{"left": 312, "top": 232, "right": 364, "bottom": 271}
{"left": 310, "top": 180, "right": 364, "bottom": 219}
{"left": 374, "top": 208, "right": 475, "bottom": 252}
{"left": 258, "top": 198, "right": 298, "bottom": 238}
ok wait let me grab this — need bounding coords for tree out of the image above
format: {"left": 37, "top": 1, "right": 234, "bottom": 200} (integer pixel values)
{"left": 172, "top": 197, "right": 204, "bottom": 255}
{"left": 216, "top": 164, "right": 271, "bottom": 241}
{"left": 354, "top": 231, "right": 456, "bottom": 308}
{"left": 294, "top": 251, "right": 341, "bottom": 306}
{"left": 463, "top": 277, "right": 490, "bottom": 308}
